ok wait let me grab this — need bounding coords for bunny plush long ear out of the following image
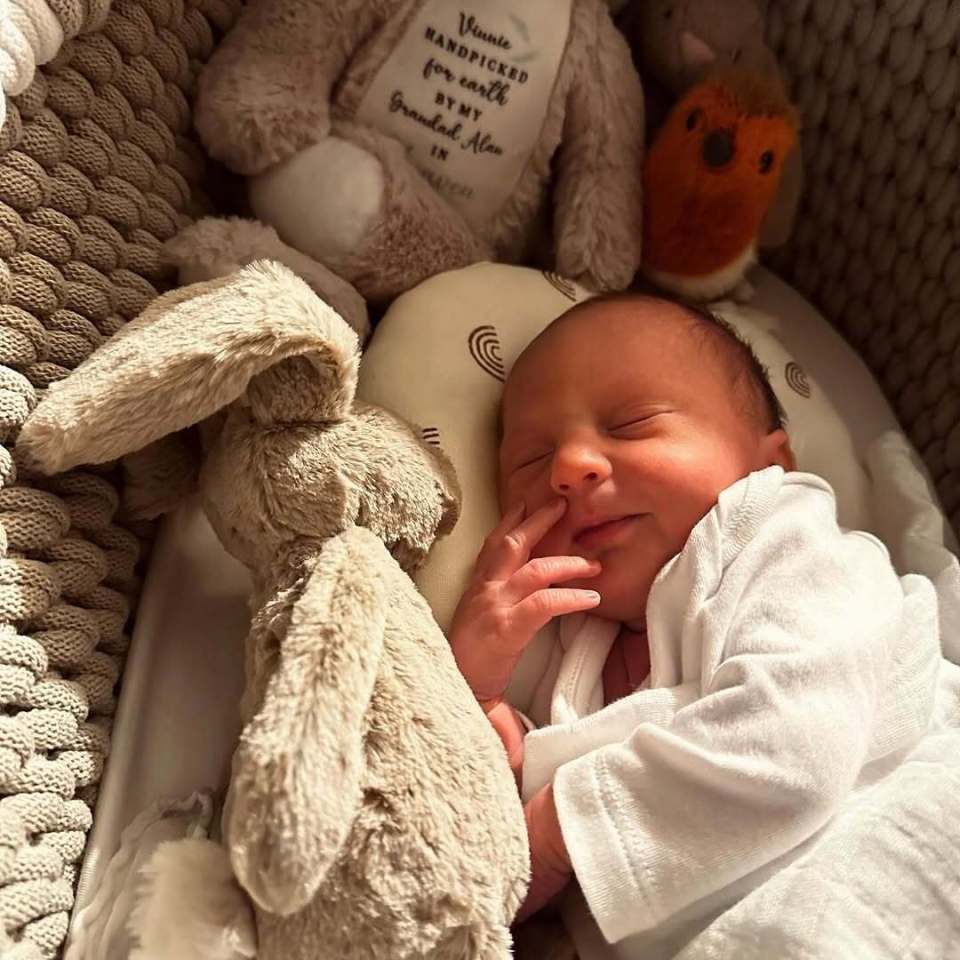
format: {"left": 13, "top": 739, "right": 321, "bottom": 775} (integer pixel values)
{"left": 226, "top": 527, "right": 391, "bottom": 915}
{"left": 17, "top": 261, "right": 360, "bottom": 476}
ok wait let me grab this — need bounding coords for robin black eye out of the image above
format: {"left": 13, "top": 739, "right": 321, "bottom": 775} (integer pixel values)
{"left": 759, "top": 150, "right": 775, "bottom": 173}
{"left": 686, "top": 109, "right": 702, "bottom": 131}
{"left": 663, "top": 7, "right": 674, "bottom": 19}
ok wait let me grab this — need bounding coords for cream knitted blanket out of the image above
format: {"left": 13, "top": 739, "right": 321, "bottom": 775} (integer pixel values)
{"left": 0, "top": 0, "right": 240, "bottom": 956}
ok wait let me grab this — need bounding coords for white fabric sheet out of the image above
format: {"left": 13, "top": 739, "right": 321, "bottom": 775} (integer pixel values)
{"left": 68, "top": 502, "right": 250, "bottom": 942}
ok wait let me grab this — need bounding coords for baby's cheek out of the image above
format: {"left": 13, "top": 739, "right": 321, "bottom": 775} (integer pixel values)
{"left": 502, "top": 475, "right": 534, "bottom": 513}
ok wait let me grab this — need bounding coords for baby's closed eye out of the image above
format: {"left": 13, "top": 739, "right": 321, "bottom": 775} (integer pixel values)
{"left": 608, "top": 411, "right": 670, "bottom": 438}
{"left": 514, "top": 449, "right": 553, "bottom": 471}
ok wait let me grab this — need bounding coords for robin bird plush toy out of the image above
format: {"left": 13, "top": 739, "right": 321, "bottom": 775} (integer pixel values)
{"left": 641, "top": 65, "right": 799, "bottom": 301}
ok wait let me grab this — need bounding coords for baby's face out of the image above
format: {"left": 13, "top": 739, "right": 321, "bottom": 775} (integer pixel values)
{"left": 498, "top": 300, "right": 790, "bottom": 628}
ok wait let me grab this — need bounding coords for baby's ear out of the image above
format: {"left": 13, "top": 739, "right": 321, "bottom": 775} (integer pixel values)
{"left": 763, "top": 428, "right": 796, "bottom": 473}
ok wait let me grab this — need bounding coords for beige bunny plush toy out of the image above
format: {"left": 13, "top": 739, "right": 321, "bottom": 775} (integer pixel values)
{"left": 191, "top": 0, "right": 646, "bottom": 303}
{"left": 16, "top": 262, "right": 529, "bottom": 959}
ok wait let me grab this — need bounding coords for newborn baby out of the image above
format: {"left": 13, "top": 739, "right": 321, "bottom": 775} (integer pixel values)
{"left": 449, "top": 294, "right": 941, "bottom": 959}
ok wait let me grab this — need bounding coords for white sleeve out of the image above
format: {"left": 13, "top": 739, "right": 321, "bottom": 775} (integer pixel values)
{"left": 553, "top": 524, "right": 936, "bottom": 945}
{"left": 513, "top": 708, "right": 537, "bottom": 733}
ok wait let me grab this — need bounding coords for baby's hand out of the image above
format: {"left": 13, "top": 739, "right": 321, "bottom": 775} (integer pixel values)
{"left": 516, "top": 784, "right": 573, "bottom": 922}
{"left": 449, "top": 499, "right": 601, "bottom": 708}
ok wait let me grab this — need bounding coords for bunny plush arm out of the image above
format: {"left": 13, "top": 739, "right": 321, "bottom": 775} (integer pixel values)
{"left": 551, "top": 0, "right": 645, "bottom": 292}
{"left": 194, "top": 0, "right": 399, "bottom": 176}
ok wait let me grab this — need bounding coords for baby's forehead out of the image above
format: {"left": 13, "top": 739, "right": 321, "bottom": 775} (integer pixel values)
{"left": 500, "top": 296, "right": 749, "bottom": 431}
{"left": 513, "top": 296, "right": 705, "bottom": 376}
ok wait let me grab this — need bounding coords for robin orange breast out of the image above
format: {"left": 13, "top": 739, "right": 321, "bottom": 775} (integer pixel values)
{"left": 642, "top": 65, "right": 799, "bottom": 300}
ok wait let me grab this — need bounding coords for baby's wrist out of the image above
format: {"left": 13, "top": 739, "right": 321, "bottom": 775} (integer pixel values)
{"left": 471, "top": 676, "right": 517, "bottom": 709}
{"left": 532, "top": 784, "right": 571, "bottom": 871}
{"left": 483, "top": 698, "right": 526, "bottom": 788}
{"left": 478, "top": 694, "right": 504, "bottom": 715}
{"left": 453, "top": 650, "right": 518, "bottom": 708}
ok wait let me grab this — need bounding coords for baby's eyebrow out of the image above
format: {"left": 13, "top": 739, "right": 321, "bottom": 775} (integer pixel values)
{"left": 499, "top": 432, "right": 527, "bottom": 457}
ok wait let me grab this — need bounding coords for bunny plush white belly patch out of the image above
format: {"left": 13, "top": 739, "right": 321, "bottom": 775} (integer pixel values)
{"left": 354, "top": 0, "right": 573, "bottom": 229}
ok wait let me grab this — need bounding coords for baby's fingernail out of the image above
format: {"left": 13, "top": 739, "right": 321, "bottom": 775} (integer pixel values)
{"left": 586, "top": 591, "right": 601, "bottom": 603}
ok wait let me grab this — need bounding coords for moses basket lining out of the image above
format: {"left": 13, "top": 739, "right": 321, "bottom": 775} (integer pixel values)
{"left": 0, "top": 0, "right": 956, "bottom": 955}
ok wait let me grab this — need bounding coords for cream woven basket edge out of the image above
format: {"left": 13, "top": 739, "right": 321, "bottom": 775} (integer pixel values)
{"left": 0, "top": 0, "right": 957, "bottom": 956}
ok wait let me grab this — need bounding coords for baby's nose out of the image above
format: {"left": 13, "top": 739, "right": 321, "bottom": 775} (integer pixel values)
{"left": 556, "top": 470, "right": 598, "bottom": 492}
{"left": 551, "top": 445, "right": 611, "bottom": 493}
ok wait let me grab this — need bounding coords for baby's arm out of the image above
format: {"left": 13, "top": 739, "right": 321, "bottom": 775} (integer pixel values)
{"left": 449, "top": 499, "right": 601, "bottom": 783}
{"left": 483, "top": 700, "right": 527, "bottom": 784}
{"left": 551, "top": 524, "right": 938, "bottom": 945}
{"left": 515, "top": 684, "right": 700, "bottom": 919}
{"left": 450, "top": 500, "right": 603, "bottom": 917}
{"left": 519, "top": 784, "right": 572, "bottom": 921}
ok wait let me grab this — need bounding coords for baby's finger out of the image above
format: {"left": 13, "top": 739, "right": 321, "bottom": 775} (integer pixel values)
{"left": 484, "top": 499, "right": 567, "bottom": 580}
{"left": 506, "top": 556, "right": 601, "bottom": 602}
{"left": 476, "top": 501, "right": 525, "bottom": 570}
{"left": 512, "top": 587, "right": 601, "bottom": 636}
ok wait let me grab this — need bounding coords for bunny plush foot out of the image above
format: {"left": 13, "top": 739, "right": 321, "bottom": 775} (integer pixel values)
{"left": 250, "top": 138, "right": 384, "bottom": 269}
{"left": 130, "top": 839, "right": 256, "bottom": 960}
{"left": 249, "top": 124, "right": 491, "bottom": 303}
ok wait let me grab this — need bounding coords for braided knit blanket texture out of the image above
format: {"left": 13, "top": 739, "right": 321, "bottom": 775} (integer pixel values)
{"left": 763, "top": 0, "right": 960, "bottom": 536}
{"left": 0, "top": 0, "right": 240, "bottom": 956}
{"left": 0, "top": 0, "right": 956, "bottom": 957}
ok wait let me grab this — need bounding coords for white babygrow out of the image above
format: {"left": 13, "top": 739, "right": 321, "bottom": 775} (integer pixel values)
{"left": 519, "top": 467, "right": 942, "bottom": 960}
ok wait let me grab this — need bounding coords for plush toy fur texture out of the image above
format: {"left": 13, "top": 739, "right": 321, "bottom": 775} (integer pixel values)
{"left": 642, "top": 65, "right": 798, "bottom": 300}
{"left": 113, "top": 217, "right": 371, "bottom": 522}
{"left": 128, "top": 839, "right": 256, "bottom": 960}
{"left": 162, "top": 216, "right": 370, "bottom": 341}
{"left": 193, "top": 0, "right": 647, "bottom": 300}
{"left": 618, "top": 0, "right": 802, "bottom": 247}
{"left": 18, "top": 261, "right": 529, "bottom": 959}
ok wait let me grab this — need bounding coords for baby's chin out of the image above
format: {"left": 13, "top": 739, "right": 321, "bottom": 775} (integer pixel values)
{"left": 581, "top": 572, "right": 650, "bottom": 629}
{"left": 592, "top": 598, "right": 647, "bottom": 629}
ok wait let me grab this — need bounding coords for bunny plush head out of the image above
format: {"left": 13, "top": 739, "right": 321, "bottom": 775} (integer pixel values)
{"left": 17, "top": 261, "right": 460, "bottom": 579}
